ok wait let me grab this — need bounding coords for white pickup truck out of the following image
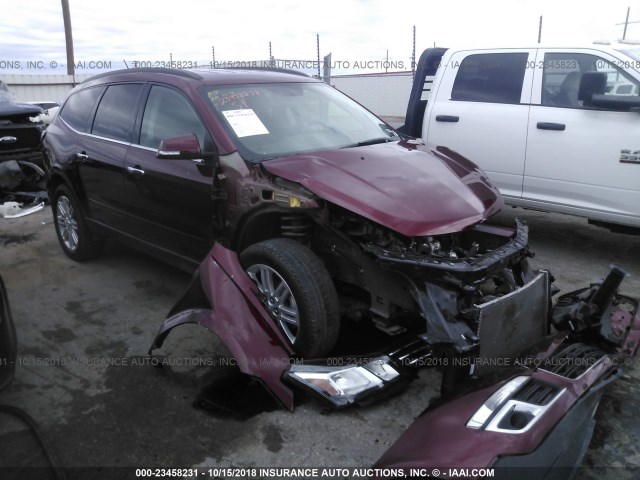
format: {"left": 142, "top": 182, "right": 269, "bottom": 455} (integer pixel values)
{"left": 400, "top": 43, "right": 640, "bottom": 232}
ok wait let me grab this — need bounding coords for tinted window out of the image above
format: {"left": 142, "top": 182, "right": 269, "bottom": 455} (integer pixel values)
{"left": 91, "top": 84, "right": 143, "bottom": 142}
{"left": 542, "top": 53, "right": 640, "bottom": 108}
{"left": 451, "top": 53, "right": 528, "bottom": 103}
{"left": 59, "top": 86, "right": 103, "bottom": 132}
{"left": 140, "top": 86, "right": 208, "bottom": 149}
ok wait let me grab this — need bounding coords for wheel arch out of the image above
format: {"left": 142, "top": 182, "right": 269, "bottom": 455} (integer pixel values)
{"left": 231, "top": 205, "right": 314, "bottom": 252}
{"left": 47, "top": 168, "right": 89, "bottom": 212}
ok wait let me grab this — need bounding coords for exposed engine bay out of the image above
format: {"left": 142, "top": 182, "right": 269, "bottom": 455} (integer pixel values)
{"left": 310, "top": 205, "right": 535, "bottom": 354}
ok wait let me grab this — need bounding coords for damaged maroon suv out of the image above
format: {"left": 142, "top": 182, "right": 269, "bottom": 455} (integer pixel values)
{"left": 44, "top": 69, "right": 636, "bottom": 407}
{"left": 43, "top": 68, "right": 640, "bottom": 472}
{"left": 43, "top": 68, "right": 530, "bottom": 360}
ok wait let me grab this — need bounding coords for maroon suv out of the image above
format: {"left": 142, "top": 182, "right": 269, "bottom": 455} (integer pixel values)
{"left": 43, "top": 68, "right": 640, "bottom": 474}
{"left": 42, "top": 66, "right": 635, "bottom": 362}
{"left": 43, "top": 67, "right": 532, "bottom": 358}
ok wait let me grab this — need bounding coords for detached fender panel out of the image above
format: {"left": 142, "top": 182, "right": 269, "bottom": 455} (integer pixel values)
{"left": 149, "top": 243, "right": 294, "bottom": 410}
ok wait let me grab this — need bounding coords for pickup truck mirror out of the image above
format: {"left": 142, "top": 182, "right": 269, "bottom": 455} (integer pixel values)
{"left": 156, "top": 133, "right": 218, "bottom": 165}
{"left": 590, "top": 94, "right": 640, "bottom": 111}
{"left": 578, "top": 72, "right": 640, "bottom": 111}
{"left": 578, "top": 72, "right": 606, "bottom": 107}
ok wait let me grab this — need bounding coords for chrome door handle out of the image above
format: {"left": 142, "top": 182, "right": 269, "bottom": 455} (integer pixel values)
{"left": 126, "top": 166, "right": 145, "bottom": 177}
{"left": 76, "top": 152, "right": 89, "bottom": 160}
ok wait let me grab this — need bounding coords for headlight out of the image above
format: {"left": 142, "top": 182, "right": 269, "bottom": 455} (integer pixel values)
{"left": 286, "top": 357, "right": 401, "bottom": 407}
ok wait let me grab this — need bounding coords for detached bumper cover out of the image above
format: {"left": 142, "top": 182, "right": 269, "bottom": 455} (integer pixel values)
{"left": 375, "top": 289, "right": 640, "bottom": 473}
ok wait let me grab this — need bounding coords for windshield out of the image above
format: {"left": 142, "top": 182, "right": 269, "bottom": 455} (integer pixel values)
{"left": 203, "top": 82, "right": 399, "bottom": 161}
{"left": 616, "top": 47, "right": 640, "bottom": 71}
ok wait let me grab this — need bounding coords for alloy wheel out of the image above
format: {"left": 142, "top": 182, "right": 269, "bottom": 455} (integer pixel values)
{"left": 246, "top": 263, "right": 299, "bottom": 344}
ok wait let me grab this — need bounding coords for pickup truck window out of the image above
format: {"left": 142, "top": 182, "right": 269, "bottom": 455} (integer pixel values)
{"left": 451, "top": 53, "right": 528, "bottom": 104}
{"left": 542, "top": 53, "right": 640, "bottom": 108}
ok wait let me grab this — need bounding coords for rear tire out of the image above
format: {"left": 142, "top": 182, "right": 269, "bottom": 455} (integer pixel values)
{"left": 240, "top": 238, "right": 340, "bottom": 358}
{"left": 52, "top": 185, "right": 103, "bottom": 261}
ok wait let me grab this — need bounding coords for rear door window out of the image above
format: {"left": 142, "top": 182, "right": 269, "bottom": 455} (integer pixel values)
{"left": 451, "top": 53, "right": 528, "bottom": 104}
{"left": 59, "top": 86, "right": 103, "bottom": 132}
{"left": 91, "top": 84, "right": 143, "bottom": 142}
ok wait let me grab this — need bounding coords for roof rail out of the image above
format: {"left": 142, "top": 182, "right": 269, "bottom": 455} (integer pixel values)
{"left": 81, "top": 68, "right": 204, "bottom": 83}
{"left": 225, "top": 67, "right": 311, "bottom": 77}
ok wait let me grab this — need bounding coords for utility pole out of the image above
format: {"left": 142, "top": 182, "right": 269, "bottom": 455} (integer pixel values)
{"left": 61, "top": 0, "right": 74, "bottom": 75}
{"left": 212, "top": 46, "right": 215, "bottom": 64}
{"left": 316, "top": 34, "right": 321, "bottom": 78}
{"left": 616, "top": 7, "right": 640, "bottom": 40}
{"left": 538, "top": 16, "right": 543, "bottom": 43}
{"left": 323, "top": 53, "right": 332, "bottom": 83}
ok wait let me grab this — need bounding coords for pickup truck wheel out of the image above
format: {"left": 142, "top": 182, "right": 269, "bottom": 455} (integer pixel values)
{"left": 52, "top": 185, "right": 103, "bottom": 261}
{"left": 240, "top": 238, "right": 340, "bottom": 358}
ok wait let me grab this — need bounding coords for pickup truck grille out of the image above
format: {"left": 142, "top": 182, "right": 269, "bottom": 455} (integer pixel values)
{"left": 0, "top": 123, "right": 42, "bottom": 155}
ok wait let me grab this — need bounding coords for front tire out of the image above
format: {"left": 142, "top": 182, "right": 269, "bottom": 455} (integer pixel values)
{"left": 240, "top": 238, "right": 340, "bottom": 358}
{"left": 52, "top": 185, "right": 103, "bottom": 261}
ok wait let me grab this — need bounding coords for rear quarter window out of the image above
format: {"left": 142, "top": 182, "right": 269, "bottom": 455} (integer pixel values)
{"left": 59, "top": 86, "right": 103, "bottom": 132}
{"left": 451, "top": 53, "right": 528, "bottom": 104}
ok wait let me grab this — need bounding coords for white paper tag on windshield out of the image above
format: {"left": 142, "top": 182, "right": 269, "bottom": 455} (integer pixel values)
{"left": 222, "top": 109, "right": 269, "bottom": 137}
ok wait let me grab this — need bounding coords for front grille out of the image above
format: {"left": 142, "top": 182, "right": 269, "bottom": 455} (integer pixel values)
{"left": 0, "top": 123, "right": 42, "bottom": 153}
{"left": 512, "top": 379, "right": 559, "bottom": 405}
{"left": 542, "top": 343, "right": 606, "bottom": 379}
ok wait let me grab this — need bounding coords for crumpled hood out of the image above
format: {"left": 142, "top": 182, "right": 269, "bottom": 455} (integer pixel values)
{"left": 263, "top": 142, "right": 502, "bottom": 236}
{"left": 0, "top": 101, "right": 43, "bottom": 118}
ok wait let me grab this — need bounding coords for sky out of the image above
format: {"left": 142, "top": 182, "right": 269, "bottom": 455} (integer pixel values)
{"left": 1, "top": 0, "right": 640, "bottom": 75}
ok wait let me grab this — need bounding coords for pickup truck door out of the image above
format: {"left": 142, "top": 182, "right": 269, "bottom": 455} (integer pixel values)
{"left": 423, "top": 49, "right": 536, "bottom": 199}
{"left": 523, "top": 49, "right": 640, "bottom": 226}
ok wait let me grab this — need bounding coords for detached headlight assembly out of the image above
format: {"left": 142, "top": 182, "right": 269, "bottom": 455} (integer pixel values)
{"left": 286, "top": 357, "right": 401, "bottom": 407}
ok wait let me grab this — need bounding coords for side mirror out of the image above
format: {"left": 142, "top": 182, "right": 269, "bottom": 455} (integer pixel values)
{"left": 156, "top": 134, "right": 218, "bottom": 165}
{"left": 579, "top": 72, "right": 640, "bottom": 111}
{"left": 578, "top": 72, "right": 607, "bottom": 107}
{"left": 590, "top": 93, "right": 640, "bottom": 111}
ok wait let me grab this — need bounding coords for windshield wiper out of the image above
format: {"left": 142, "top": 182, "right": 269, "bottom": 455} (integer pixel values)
{"left": 342, "top": 137, "right": 396, "bottom": 149}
